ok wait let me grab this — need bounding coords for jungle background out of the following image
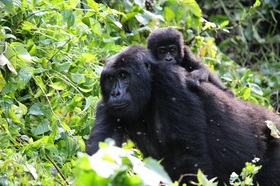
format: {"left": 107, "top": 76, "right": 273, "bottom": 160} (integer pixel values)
{"left": 0, "top": 0, "right": 279, "bottom": 185}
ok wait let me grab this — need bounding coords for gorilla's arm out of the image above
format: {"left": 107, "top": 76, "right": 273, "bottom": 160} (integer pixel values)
{"left": 182, "top": 47, "right": 234, "bottom": 96}
{"left": 86, "top": 101, "right": 124, "bottom": 155}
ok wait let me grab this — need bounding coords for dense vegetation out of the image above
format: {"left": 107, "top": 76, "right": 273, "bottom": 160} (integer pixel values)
{"left": 0, "top": 0, "right": 279, "bottom": 185}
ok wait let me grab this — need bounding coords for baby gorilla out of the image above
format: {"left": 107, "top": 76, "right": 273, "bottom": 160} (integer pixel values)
{"left": 147, "top": 27, "right": 233, "bottom": 96}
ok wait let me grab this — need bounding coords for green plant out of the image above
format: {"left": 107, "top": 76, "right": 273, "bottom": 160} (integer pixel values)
{"left": 0, "top": 0, "right": 278, "bottom": 185}
{"left": 75, "top": 140, "right": 172, "bottom": 186}
{"left": 230, "top": 158, "right": 262, "bottom": 186}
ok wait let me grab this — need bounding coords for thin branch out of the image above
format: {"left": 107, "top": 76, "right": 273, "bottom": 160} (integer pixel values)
{"left": 48, "top": 37, "right": 72, "bottom": 62}
{"left": 45, "top": 153, "right": 69, "bottom": 185}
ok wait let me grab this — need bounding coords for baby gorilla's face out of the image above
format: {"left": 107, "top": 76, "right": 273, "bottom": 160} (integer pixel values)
{"left": 156, "top": 44, "right": 179, "bottom": 63}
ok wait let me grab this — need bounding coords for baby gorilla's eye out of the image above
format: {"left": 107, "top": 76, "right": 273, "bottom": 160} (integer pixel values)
{"left": 169, "top": 45, "right": 177, "bottom": 54}
{"left": 157, "top": 47, "right": 167, "bottom": 54}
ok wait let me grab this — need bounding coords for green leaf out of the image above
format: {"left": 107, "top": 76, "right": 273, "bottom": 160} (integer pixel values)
{"left": 5, "top": 33, "right": 16, "bottom": 40}
{"left": 79, "top": 87, "right": 93, "bottom": 93}
{"left": 187, "top": 0, "right": 202, "bottom": 18}
{"left": 86, "top": 0, "right": 99, "bottom": 12}
{"left": 220, "top": 20, "right": 229, "bottom": 28}
{"left": 243, "top": 87, "right": 251, "bottom": 100}
{"left": 10, "top": 42, "right": 32, "bottom": 62}
{"left": 0, "top": 0, "right": 15, "bottom": 13}
{"left": 22, "top": 21, "right": 35, "bottom": 32}
{"left": 143, "top": 157, "right": 172, "bottom": 184}
{"left": 253, "top": 0, "right": 261, "bottom": 8}
{"left": 27, "top": 103, "right": 45, "bottom": 116}
{"left": 252, "top": 25, "right": 265, "bottom": 43}
{"left": 92, "top": 22, "right": 102, "bottom": 36}
{"left": 0, "top": 52, "right": 17, "bottom": 74}
{"left": 68, "top": 95, "right": 83, "bottom": 112}
{"left": 248, "top": 82, "right": 263, "bottom": 96}
{"left": 163, "top": 7, "right": 175, "bottom": 22}
{"left": 8, "top": 105, "right": 22, "bottom": 124}
{"left": 266, "top": 120, "right": 280, "bottom": 138}
{"left": 71, "top": 73, "right": 85, "bottom": 84}
{"left": 17, "top": 101, "right": 28, "bottom": 115}
{"left": 62, "top": 9, "right": 75, "bottom": 28}
{"left": 31, "top": 119, "right": 51, "bottom": 135}
{"left": 61, "top": 122, "right": 71, "bottom": 131}
{"left": 66, "top": 137, "right": 79, "bottom": 156}
{"left": 84, "top": 96, "right": 96, "bottom": 111}
{"left": 0, "top": 72, "right": 6, "bottom": 91}
{"left": 34, "top": 76, "right": 47, "bottom": 91}
{"left": 49, "top": 82, "right": 67, "bottom": 90}
{"left": 134, "top": 0, "right": 145, "bottom": 8}
{"left": 24, "top": 164, "right": 38, "bottom": 180}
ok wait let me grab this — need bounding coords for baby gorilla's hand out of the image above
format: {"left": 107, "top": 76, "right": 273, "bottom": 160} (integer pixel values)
{"left": 189, "top": 69, "right": 209, "bottom": 82}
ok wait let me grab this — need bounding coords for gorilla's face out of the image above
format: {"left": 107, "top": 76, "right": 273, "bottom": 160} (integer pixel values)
{"left": 100, "top": 46, "right": 152, "bottom": 119}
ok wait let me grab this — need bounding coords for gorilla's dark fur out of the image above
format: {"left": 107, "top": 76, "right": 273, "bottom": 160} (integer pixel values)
{"left": 86, "top": 45, "right": 280, "bottom": 185}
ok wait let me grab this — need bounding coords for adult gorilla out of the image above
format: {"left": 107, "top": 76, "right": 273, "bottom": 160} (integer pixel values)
{"left": 86, "top": 45, "right": 280, "bottom": 185}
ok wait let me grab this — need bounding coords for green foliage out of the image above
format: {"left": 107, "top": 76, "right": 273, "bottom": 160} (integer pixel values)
{"left": 0, "top": 0, "right": 279, "bottom": 185}
{"left": 189, "top": 169, "right": 218, "bottom": 186}
{"left": 230, "top": 158, "right": 262, "bottom": 186}
{"left": 198, "top": 0, "right": 280, "bottom": 106}
{"left": 75, "top": 140, "right": 172, "bottom": 186}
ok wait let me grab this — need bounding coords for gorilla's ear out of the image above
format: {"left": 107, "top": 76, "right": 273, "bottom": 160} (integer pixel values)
{"left": 144, "top": 61, "right": 151, "bottom": 72}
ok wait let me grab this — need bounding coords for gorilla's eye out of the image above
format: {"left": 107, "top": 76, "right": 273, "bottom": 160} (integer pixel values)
{"left": 105, "top": 75, "right": 114, "bottom": 81}
{"left": 119, "top": 72, "right": 128, "bottom": 79}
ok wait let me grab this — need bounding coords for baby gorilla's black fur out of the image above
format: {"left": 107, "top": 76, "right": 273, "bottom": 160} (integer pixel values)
{"left": 86, "top": 45, "right": 280, "bottom": 185}
{"left": 147, "top": 27, "right": 234, "bottom": 96}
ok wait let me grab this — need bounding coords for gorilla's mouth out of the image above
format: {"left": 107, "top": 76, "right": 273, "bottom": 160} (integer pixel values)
{"left": 111, "top": 103, "right": 129, "bottom": 109}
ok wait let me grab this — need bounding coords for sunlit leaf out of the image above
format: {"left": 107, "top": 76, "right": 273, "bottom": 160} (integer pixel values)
{"left": 10, "top": 42, "right": 32, "bottom": 62}
{"left": 92, "top": 22, "right": 102, "bottom": 36}
{"left": 253, "top": 0, "right": 261, "bottom": 8}
{"left": 84, "top": 96, "right": 96, "bottom": 111}
{"left": 0, "top": 52, "right": 17, "bottom": 74}
{"left": 134, "top": 0, "right": 145, "bottom": 8}
{"left": 34, "top": 76, "right": 47, "bottom": 91}
{"left": 8, "top": 105, "right": 22, "bottom": 124}
{"left": 22, "top": 21, "right": 34, "bottom": 31}
{"left": 79, "top": 87, "right": 93, "bottom": 93}
{"left": 49, "top": 82, "right": 67, "bottom": 90}
{"left": 163, "top": 7, "right": 175, "bottom": 22}
{"left": 0, "top": 0, "right": 15, "bottom": 13}
{"left": 252, "top": 25, "right": 265, "bottom": 43}
{"left": 243, "top": 87, "right": 251, "bottom": 100}
{"left": 24, "top": 163, "right": 38, "bottom": 180}
{"left": 17, "top": 101, "right": 28, "bottom": 115}
{"left": 86, "top": 0, "right": 99, "bottom": 12}
{"left": 222, "top": 74, "right": 233, "bottom": 82}
{"left": 5, "top": 34, "right": 16, "bottom": 40}
{"left": 143, "top": 157, "right": 172, "bottom": 184}
{"left": 31, "top": 119, "right": 51, "bottom": 135}
{"left": 220, "top": 20, "right": 229, "bottom": 28}
{"left": 27, "top": 103, "right": 45, "bottom": 116}
{"left": 61, "top": 122, "right": 71, "bottom": 131}
{"left": 248, "top": 82, "right": 263, "bottom": 96}
{"left": 266, "top": 120, "right": 280, "bottom": 138}
{"left": 0, "top": 72, "right": 6, "bottom": 91}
